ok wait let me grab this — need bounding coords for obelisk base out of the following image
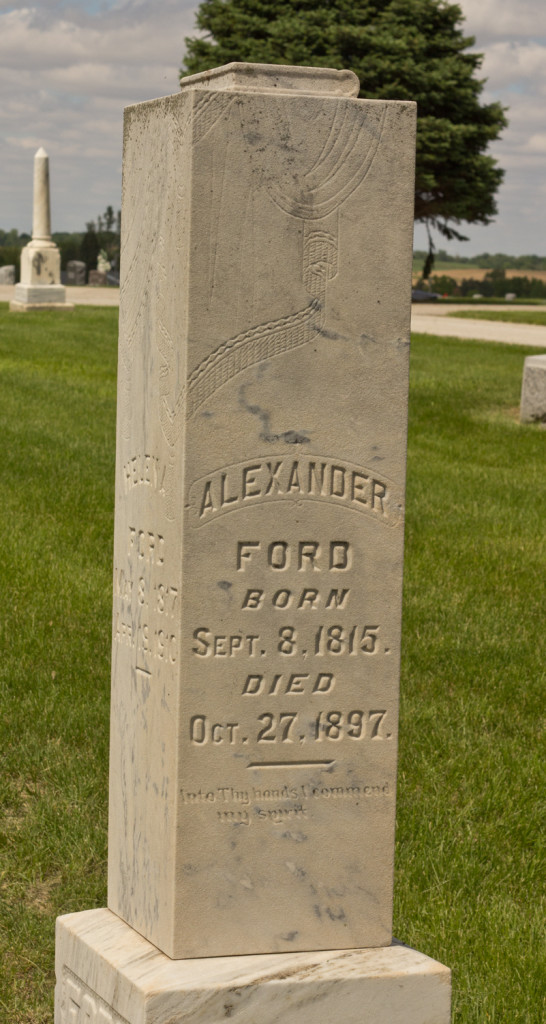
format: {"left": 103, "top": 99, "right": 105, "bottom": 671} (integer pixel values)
{"left": 10, "top": 283, "right": 74, "bottom": 312}
{"left": 55, "top": 909, "right": 451, "bottom": 1024}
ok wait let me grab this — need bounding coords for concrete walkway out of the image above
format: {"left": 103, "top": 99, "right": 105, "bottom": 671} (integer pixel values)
{"left": 412, "top": 313, "right": 546, "bottom": 348}
{"left": 2, "top": 287, "right": 545, "bottom": 349}
{"left": 411, "top": 302, "right": 546, "bottom": 349}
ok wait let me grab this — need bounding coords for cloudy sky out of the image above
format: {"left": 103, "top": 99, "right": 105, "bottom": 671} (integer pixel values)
{"left": 0, "top": 0, "right": 544, "bottom": 255}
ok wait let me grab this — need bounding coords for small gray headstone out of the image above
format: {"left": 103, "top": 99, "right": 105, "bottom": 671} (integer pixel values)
{"left": 66, "top": 260, "right": 86, "bottom": 285}
{"left": 88, "top": 270, "right": 108, "bottom": 287}
{"left": 520, "top": 354, "right": 546, "bottom": 423}
{"left": 0, "top": 265, "right": 16, "bottom": 285}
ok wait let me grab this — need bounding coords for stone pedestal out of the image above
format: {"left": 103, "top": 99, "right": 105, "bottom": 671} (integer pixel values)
{"left": 56, "top": 909, "right": 451, "bottom": 1024}
{"left": 10, "top": 147, "right": 74, "bottom": 312}
{"left": 520, "top": 354, "right": 546, "bottom": 423}
{"left": 11, "top": 283, "right": 74, "bottom": 311}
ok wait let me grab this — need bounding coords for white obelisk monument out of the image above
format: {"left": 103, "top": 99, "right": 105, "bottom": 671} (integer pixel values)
{"left": 10, "top": 147, "right": 74, "bottom": 312}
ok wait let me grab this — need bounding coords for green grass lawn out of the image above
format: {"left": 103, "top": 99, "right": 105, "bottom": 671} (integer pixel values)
{"left": 0, "top": 305, "right": 544, "bottom": 1022}
{"left": 435, "top": 297, "right": 546, "bottom": 306}
{"left": 447, "top": 310, "right": 546, "bottom": 326}
{"left": 0, "top": 305, "right": 116, "bottom": 1022}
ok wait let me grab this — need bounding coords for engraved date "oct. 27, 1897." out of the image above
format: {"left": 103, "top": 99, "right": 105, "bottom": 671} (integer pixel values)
{"left": 189, "top": 710, "right": 390, "bottom": 745}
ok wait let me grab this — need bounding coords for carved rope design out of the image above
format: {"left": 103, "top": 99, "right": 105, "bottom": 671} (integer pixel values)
{"left": 186, "top": 299, "right": 322, "bottom": 418}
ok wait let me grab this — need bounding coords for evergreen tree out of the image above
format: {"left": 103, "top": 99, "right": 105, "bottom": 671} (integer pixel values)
{"left": 181, "top": 0, "right": 507, "bottom": 272}
{"left": 80, "top": 225, "right": 100, "bottom": 275}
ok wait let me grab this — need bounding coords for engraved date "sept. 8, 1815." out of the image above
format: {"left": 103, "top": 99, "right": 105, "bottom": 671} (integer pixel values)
{"left": 191, "top": 624, "right": 383, "bottom": 658}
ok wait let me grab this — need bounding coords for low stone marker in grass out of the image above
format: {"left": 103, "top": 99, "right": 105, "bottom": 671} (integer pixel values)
{"left": 520, "top": 354, "right": 546, "bottom": 423}
{"left": 10, "top": 148, "right": 74, "bottom": 313}
{"left": 0, "top": 265, "right": 15, "bottom": 285}
{"left": 66, "top": 260, "right": 87, "bottom": 286}
{"left": 53, "top": 62, "right": 450, "bottom": 1024}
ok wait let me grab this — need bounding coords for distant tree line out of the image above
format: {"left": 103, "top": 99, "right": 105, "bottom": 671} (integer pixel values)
{"left": 0, "top": 207, "right": 121, "bottom": 282}
{"left": 414, "top": 249, "right": 546, "bottom": 272}
{"left": 0, "top": 229, "right": 30, "bottom": 274}
{"left": 425, "top": 268, "right": 546, "bottom": 299}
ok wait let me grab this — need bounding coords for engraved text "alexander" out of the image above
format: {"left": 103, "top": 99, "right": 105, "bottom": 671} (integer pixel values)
{"left": 197, "top": 458, "right": 388, "bottom": 519}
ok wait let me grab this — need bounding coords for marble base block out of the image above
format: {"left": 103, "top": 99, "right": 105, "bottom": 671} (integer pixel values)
{"left": 520, "top": 354, "right": 546, "bottom": 423}
{"left": 20, "top": 240, "right": 61, "bottom": 285}
{"left": 10, "top": 283, "right": 74, "bottom": 311}
{"left": 55, "top": 909, "right": 451, "bottom": 1024}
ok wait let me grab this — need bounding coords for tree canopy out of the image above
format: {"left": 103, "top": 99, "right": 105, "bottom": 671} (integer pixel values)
{"left": 181, "top": 0, "right": 507, "bottom": 271}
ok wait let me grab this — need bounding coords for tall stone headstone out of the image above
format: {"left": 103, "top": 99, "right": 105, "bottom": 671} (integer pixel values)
{"left": 10, "top": 147, "right": 74, "bottom": 312}
{"left": 55, "top": 64, "right": 451, "bottom": 1024}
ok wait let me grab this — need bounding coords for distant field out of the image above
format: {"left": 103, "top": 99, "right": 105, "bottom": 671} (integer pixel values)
{"left": 447, "top": 310, "right": 546, "bottom": 326}
{"left": 412, "top": 264, "right": 546, "bottom": 284}
{"left": 412, "top": 260, "right": 477, "bottom": 274}
{"left": 413, "top": 261, "right": 468, "bottom": 273}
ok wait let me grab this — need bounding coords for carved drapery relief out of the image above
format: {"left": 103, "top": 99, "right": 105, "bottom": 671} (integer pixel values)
{"left": 120, "top": 92, "right": 388, "bottom": 519}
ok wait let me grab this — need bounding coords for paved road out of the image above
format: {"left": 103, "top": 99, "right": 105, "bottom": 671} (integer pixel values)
{"left": 412, "top": 314, "right": 546, "bottom": 348}
{"left": 410, "top": 301, "right": 546, "bottom": 348}
{"left": 411, "top": 302, "right": 542, "bottom": 316}
{"left": 2, "top": 288, "right": 545, "bottom": 349}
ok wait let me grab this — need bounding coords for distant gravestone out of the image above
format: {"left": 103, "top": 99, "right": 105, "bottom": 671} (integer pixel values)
{"left": 88, "top": 269, "right": 107, "bottom": 287}
{"left": 10, "top": 148, "right": 73, "bottom": 312}
{"left": 520, "top": 354, "right": 546, "bottom": 423}
{"left": 54, "top": 63, "right": 451, "bottom": 1024}
{"left": 97, "top": 249, "right": 111, "bottom": 274}
{"left": 66, "top": 260, "right": 86, "bottom": 286}
{"left": 0, "top": 265, "right": 15, "bottom": 285}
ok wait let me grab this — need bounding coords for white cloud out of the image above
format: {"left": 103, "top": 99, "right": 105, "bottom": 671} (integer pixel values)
{"left": 0, "top": 0, "right": 545, "bottom": 253}
{"left": 526, "top": 133, "right": 546, "bottom": 154}
{"left": 460, "top": 0, "right": 546, "bottom": 41}
{"left": 0, "top": 3, "right": 195, "bottom": 74}
{"left": 448, "top": 0, "right": 546, "bottom": 254}
{"left": 0, "top": 1, "right": 198, "bottom": 230}
{"left": 482, "top": 40, "right": 546, "bottom": 92}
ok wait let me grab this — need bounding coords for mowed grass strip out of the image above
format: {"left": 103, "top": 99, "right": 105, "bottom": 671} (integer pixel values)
{"left": 437, "top": 297, "right": 546, "bottom": 306}
{"left": 0, "top": 304, "right": 117, "bottom": 1022}
{"left": 397, "top": 334, "right": 545, "bottom": 1023}
{"left": 0, "top": 306, "right": 544, "bottom": 1022}
{"left": 447, "top": 309, "right": 546, "bottom": 326}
